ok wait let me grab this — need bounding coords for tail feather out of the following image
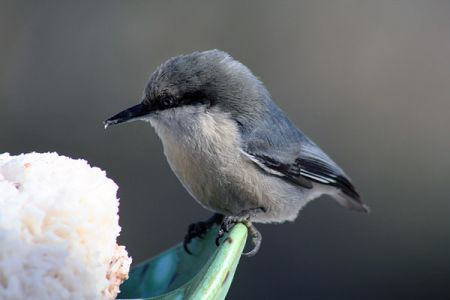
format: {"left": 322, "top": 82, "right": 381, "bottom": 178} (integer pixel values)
{"left": 334, "top": 191, "right": 370, "bottom": 213}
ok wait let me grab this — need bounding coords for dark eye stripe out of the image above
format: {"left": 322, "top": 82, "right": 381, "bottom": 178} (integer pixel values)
{"left": 150, "top": 90, "right": 212, "bottom": 111}
{"left": 180, "top": 91, "right": 211, "bottom": 107}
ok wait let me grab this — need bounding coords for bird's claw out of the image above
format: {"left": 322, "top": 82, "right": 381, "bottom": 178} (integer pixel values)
{"left": 215, "top": 208, "right": 264, "bottom": 257}
{"left": 242, "top": 222, "right": 262, "bottom": 257}
{"left": 183, "top": 213, "right": 223, "bottom": 255}
{"left": 215, "top": 215, "right": 246, "bottom": 246}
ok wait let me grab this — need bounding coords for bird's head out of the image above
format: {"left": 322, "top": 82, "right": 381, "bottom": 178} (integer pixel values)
{"left": 104, "top": 50, "right": 269, "bottom": 130}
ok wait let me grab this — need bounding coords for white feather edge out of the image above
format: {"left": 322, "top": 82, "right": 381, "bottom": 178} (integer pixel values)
{"left": 240, "top": 149, "right": 337, "bottom": 185}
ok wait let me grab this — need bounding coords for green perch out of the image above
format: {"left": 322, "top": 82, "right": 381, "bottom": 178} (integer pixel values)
{"left": 118, "top": 223, "right": 248, "bottom": 300}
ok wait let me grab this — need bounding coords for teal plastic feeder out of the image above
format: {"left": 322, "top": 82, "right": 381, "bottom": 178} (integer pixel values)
{"left": 118, "top": 223, "right": 248, "bottom": 300}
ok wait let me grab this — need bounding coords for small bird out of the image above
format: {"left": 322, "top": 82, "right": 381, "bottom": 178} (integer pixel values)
{"left": 105, "top": 50, "right": 369, "bottom": 256}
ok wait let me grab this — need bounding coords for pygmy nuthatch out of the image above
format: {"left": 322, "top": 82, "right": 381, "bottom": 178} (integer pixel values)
{"left": 105, "top": 50, "right": 369, "bottom": 256}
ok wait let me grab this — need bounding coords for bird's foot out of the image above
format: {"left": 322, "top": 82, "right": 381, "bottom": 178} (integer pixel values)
{"left": 215, "top": 207, "right": 265, "bottom": 257}
{"left": 183, "top": 213, "right": 224, "bottom": 255}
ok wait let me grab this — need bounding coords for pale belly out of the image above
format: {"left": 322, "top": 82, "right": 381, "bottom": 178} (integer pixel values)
{"left": 161, "top": 135, "right": 319, "bottom": 223}
{"left": 162, "top": 137, "right": 260, "bottom": 215}
{"left": 150, "top": 109, "right": 319, "bottom": 223}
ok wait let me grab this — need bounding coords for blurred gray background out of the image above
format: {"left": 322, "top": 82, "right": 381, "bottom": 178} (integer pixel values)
{"left": 1, "top": 1, "right": 449, "bottom": 299}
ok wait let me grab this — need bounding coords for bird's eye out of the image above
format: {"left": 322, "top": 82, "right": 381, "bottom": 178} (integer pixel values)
{"left": 161, "top": 96, "right": 177, "bottom": 109}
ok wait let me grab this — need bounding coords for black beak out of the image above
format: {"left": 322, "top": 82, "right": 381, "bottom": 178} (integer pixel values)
{"left": 104, "top": 103, "right": 151, "bottom": 129}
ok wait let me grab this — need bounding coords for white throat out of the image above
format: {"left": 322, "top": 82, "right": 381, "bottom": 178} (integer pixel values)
{"left": 142, "top": 105, "right": 243, "bottom": 213}
{"left": 146, "top": 105, "right": 240, "bottom": 150}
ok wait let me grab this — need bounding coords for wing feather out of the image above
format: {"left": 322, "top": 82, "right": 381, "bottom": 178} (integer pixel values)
{"left": 237, "top": 96, "right": 366, "bottom": 211}
{"left": 242, "top": 150, "right": 313, "bottom": 189}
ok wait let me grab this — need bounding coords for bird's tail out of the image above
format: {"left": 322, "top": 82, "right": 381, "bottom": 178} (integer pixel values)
{"left": 334, "top": 191, "right": 370, "bottom": 213}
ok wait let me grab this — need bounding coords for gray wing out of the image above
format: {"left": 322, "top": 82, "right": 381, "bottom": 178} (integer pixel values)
{"left": 239, "top": 102, "right": 363, "bottom": 209}
{"left": 241, "top": 150, "right": 313, "bottom": 189}
{"left": 242, "top": 136, "right": 360, "bottom": 199}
